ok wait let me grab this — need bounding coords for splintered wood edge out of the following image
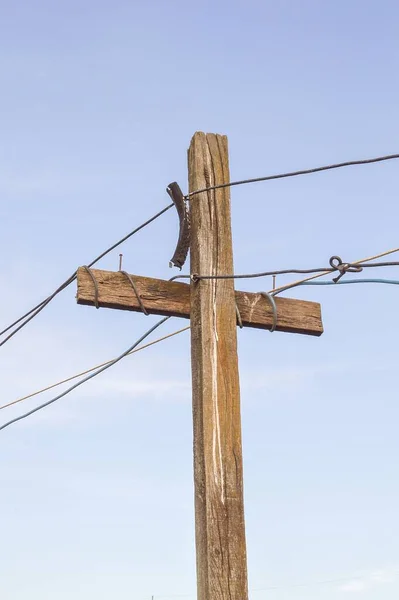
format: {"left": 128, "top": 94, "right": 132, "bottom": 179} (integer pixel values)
{"left": 76, "top": 267, "right": 323, "bottom": 336}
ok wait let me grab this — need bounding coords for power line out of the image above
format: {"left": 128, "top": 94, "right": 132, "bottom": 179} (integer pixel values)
{"left": 187, "top": 152, "right": 399, "bottom": 197}
{"left": 3, "top": 150, "right": 399, "bottom": 345}
{"left": 174, "top": 258, "right": 399, "bottom": 282}
{"left": 0, "top": 316, "right": 171, "bottom": 433}
{"left": 85, "top": 203, "right": 173, "bottom": 267}
{"left": 0, "top": 275, "right": 76, "bottom": 347}
{"left": 271, "top": 246, "right": 399, "bottom": 295}
{"left": 299, "top": 278, "right": 399, "bottom": 287}
{"left": 0, "top": 325, "right": 190, "bottom": 412}
{"left": 0, "top": 203, "right": 173, "bottom": 347}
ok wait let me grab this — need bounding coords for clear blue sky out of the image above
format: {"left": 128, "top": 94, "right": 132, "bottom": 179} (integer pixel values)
{"left": 1, "top": 1, "right": 399, "bottom": 599}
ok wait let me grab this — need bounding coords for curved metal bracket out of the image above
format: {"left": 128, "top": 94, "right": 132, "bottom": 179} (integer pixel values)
{"left": 167, "top": 182, "right": 190, "bottom": 269}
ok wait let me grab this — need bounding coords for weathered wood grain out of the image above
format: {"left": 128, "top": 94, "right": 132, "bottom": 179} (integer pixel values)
{"left": 76, "top": 269, "right": 323, "bottom": 336}
{"left": 189, "top": 132, "right": 248, "bottom": 600}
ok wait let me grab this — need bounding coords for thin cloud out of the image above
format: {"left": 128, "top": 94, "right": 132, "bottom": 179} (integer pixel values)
{"left": 338, "top": 566, "right": 399, "bottom": 594}
{"left": 340, "top": 580, "right": 367, "bottom": 593}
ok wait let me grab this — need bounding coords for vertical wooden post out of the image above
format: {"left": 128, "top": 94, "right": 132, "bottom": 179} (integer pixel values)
{"left": 188, "top": 132, "right": 248, "bottom": 600}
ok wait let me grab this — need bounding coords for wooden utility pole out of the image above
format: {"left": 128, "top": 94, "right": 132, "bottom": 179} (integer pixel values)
{"left": 76, "top": 131, "right": 324, "bottom": 600}
{"left": 188, "top": 132, "right": 247, "bottom": 599}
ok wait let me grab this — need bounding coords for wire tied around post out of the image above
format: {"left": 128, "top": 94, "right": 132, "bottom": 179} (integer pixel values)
{"left": 119, "top": 271, "right": 149, "bottom": 316}
{"left": 82, "top": 266, "right": 100, "bottom": 309}
{"left": 235, "top": 304, "right": 243, "bottom": 329}
{"left": 260, "top": 292, "right": 278, "bottom": 332}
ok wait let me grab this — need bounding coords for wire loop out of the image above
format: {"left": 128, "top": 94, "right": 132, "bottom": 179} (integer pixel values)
{"left": 329, "top": 256, "right": 363, "bottom": 283}
{"left": 235, "top": 304, "right": 243, "bottom": 329}
{"left": 260, "top": 292, "right": 278, "bottom": 332}
{"left": 120, "top": 271, "right": 149, "bottom": 316}
{"left": 82, "top": 266, "right": 100, "bottom": 309}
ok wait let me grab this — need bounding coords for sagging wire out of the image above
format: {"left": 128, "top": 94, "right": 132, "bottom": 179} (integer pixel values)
{"left": 0, "top": 316, "right": 171, "bottom": 433}
{"left": 0, "top": 203, "right": 173, "bottom": 347}
{"left": 187, "top": 152, "right": 399, "bottom": 198}
{"left": 295, "top": 279, "right": 399, "bottom": 287}
{"left": 0, "top": 325, "right": 190, "bottom": 413}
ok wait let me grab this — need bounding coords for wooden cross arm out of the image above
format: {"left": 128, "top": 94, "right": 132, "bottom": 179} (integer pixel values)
{"left": 76, "top": 267, "right": 323, "bottom": 336}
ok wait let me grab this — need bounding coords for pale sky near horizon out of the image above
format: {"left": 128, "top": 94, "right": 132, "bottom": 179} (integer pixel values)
{"left": 1, "top": 1, "right": 399, "bottom": 599}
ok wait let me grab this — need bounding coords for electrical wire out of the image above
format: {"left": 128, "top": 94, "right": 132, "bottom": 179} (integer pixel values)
{"left": 187, "top": 152, "right": 399, "bottom": 197}
{"left": 299, "top": 278, "right": 399, "bottom": 287}
{"left": 0, "top": 275, "right": 76, "bottom": 347}
{"left": 3, "top": 150, "right": 399, "bottom": 344}
{"left": 176, "top": 259, "right": 399, "bottom": 282}
{"left": 271, "top": 246, "right": 399, "bottom": 295}
{"left": 0, "top": 325, "right": 190, "bottom": 412}
{"left": 0, "top": 316, "right": 171, "bottom": 433}
{"left": 85, "top": 203, "right": 173, "bottom": 267}
{"left": 0, "top": 203, "right": 173, "bottom": 347}
{"left": 3, "top": 151, "right": 399, "bottom": 344}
